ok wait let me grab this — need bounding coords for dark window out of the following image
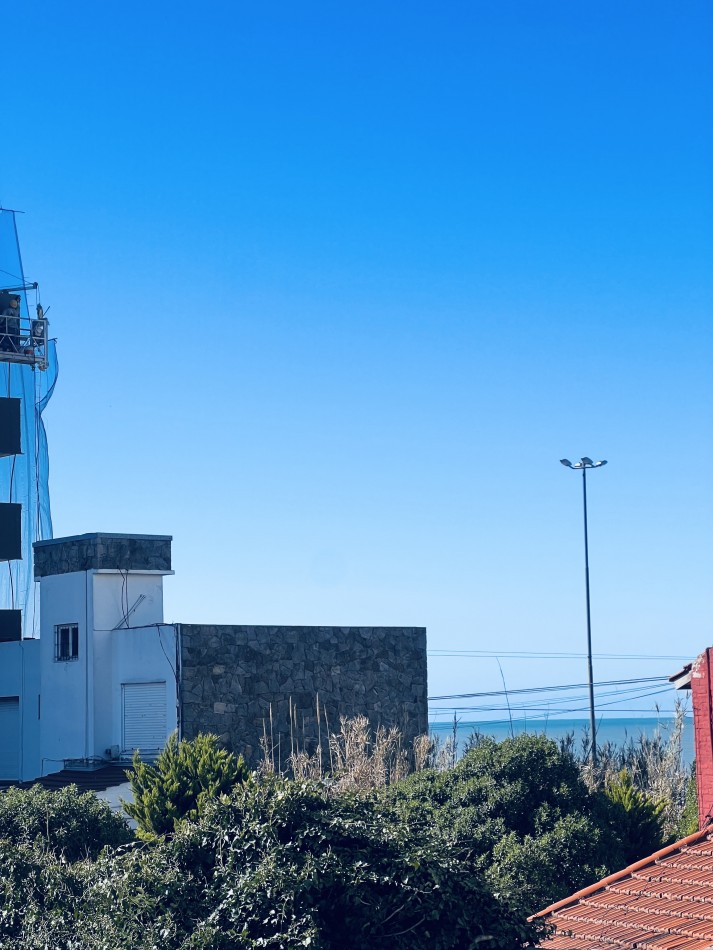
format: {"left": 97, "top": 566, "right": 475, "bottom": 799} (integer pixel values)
{"left": 54, "top": 624, "right": 79, "bottom": 661}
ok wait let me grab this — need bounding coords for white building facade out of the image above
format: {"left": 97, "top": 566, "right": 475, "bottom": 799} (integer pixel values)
{"left": 0, "top": 533, "right": 177, "bottom": 781}
{"left": 0, "top": 532, "right": 429, "bottom": 782}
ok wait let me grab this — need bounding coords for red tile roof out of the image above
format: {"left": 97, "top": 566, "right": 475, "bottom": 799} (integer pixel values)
{"left": 534, "top": 827, "right": 713, "bottom": 949}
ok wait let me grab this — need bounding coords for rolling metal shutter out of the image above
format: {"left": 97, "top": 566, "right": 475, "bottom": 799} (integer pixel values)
{"left": 122, "top": 682, "right": 167, "bottom": 757}
{"left": 0, "top": 697, "right": 20, "bottom": 780}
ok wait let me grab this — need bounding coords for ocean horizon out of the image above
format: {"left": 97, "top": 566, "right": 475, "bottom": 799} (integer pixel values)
{"left": 429, "top": 716, "right": 695, "bottom": 765}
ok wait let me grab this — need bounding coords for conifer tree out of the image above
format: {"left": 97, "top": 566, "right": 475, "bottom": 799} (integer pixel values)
{"left": 124, "top": 731, "right": 249, "bottom": 837}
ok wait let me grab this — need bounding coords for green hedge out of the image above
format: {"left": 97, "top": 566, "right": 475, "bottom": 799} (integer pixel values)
{"left": 0, "top": 784, "right": 132, "bottom": 860}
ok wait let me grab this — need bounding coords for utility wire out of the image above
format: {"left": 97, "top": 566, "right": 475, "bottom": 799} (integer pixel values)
{"left": 431, "top": 685, "right": 675, "bottom": 717}
{"left": 428, "top": 650, "right": 691, "bottom": 661}
{"left": 430, "top": 682, "right": 678, "bottom": 714}
{"left": 428, "top": 675, "right": 667, "bottom": 702}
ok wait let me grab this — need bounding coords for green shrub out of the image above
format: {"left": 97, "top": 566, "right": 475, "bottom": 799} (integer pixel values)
{"left": 386, "top": 733, "right": 624, "bottom": 914}
{"left": 604, "top": 769, "right": 665, "bottom": 864}
{"left": 676, "top": 763, "right": 698, "bottom": 839}
{"left": 0, "top": 779, "right": 547, "bottom": 949}
{"left": 124, "top": 731, "right": 249, "bottom": 837}
{"left": 559, "top": 700, "right": 691, "bottom": 839}
{"left": 97, "top": 778, "right": 546, "bottom": 949}
{"left": 196, "top": 778, "right": 548, "bottom": 949}
{"left": 0, "top": 784, "right": 132, "bottom": 860}
{"left": 0, "top": 839, "right": 85, "bottom": 947}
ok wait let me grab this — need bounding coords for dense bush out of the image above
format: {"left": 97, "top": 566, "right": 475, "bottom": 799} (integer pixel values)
{"left": 560, "top": 701, "right": 691, "bottom": 839}
{"left": 604, "top": 769, "right": 665, "bottom": 865}
{"left": 0, "top": 839, "right": 87, "bottom": 946}
{"left": 3, "top": 728, "right": 683, "bottom": 945}
{"left": 124, "top": 731, "right": 249, "bottom": 837}
{"left": 675, "top": 763, "right": 698, "bottom": 839}
{"left": 185, "top": 779, "right": 546, "bottom": 949}
{"left": 386, "top": 733, "right": 626, "bottom": 914}
{"left": 0, "top": 778, "right": 548, "bottom": 949}
{"left": 0, "top": 784, "right": 132, "bottom": 860}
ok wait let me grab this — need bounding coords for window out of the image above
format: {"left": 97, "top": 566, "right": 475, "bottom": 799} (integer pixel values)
{"left": 54, "top": 624, "right": 79, "bottom": 661}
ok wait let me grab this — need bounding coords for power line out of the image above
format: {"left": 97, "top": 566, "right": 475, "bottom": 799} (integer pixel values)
{"left": 431, "top": 682, "right": 677, "bottom": 714}
{"left": 431, "top": 689, "right": 666, "bottom": 715}
{"left": 428, "top": 650, "right": 691, "bottom": 661}
{"left": 430, "top": 685, "right": 676, "bottom": 718}
{"left": 427, "top": 675, "right": 667, "bottom": 702}
{"left": 429, "top": 704, "right": 684, "bottom": 727}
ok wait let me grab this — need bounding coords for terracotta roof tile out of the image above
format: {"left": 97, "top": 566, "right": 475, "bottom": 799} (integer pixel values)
{"left": 535, "top": 827, "right": 713, "bottom": 948}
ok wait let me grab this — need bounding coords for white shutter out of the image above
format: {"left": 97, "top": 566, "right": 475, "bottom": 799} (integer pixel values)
{"left": 122, "top": 682, "right": 167, "bottom": 757}
{"left": 0, "top": 697, "right": 20, "bottom": 780}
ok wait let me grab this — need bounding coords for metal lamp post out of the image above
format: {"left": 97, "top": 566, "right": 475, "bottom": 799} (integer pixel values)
{"left": 560, "top": 457, "right": 607, "bottom": 767}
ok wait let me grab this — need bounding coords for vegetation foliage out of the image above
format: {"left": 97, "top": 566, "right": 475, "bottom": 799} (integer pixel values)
{"left": 0, "top": 715, "right": 692, "bottom": 947}
{"left": 0, "top": 777, "right": 547, "bottom": 949}
{"left": 124, "top": 731, "right": 249, "bottom": 838}
{"left": 560, "top": 700, "right": 690, "bottom": 839}
{"left": 387, "top": 732, "right": 631, "bottom": 914}
{"left": 603, "top": 769, "right": 666, "bottom": 865}
{"left": 676, "top": 763, "right": 698, "bottom": 839}
{"left": 0, "top": 784, "right": 131, "bottom": 860}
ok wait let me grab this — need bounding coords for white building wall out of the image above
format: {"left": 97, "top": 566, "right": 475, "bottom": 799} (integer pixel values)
{"left": 91, "top": 571, "right": 170, "bottom": 759}
{"left": 39, "top": 569, "right": 176, "bottom": 775}
{"left": 92, "top": 572, "right": 165, "bottom": 631}
{"left": 39, "top": 571, "right": 93, "bottom": 770}
{"left": 111, "top": 625, "right": 177, "bottom": 756}
{"left": 0, "top": 639, "right": 40, "bottom": 781}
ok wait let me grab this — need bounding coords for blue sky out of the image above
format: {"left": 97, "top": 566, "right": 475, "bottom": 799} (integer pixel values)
{"left": 3, "top": 1, "right": 712, "bottom": 721}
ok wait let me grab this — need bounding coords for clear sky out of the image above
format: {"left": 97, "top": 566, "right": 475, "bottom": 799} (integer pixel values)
{"left": 3, "top": 1, "right": 712, "bottom": 722}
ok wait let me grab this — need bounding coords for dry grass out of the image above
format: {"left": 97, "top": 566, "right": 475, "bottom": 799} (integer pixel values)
{"left": 260, "top": 696, "right": 692, "bottom": 833}
{"left": 259, "top": 696, "right": 434, "bottom": 791}
{"left": 558, "top": 699, "right": 691, "bottom": 838}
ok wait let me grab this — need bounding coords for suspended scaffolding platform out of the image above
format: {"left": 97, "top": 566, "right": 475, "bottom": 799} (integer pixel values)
{"left": 0, "top": 284, "right": 50, "bottom": 371}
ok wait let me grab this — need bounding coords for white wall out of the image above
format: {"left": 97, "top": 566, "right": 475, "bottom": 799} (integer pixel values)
{"left": 92, "top": 572, "right": 165, "bottom": 631}
{"left": 39, "top": 569, "right": 177, "bottom": 776}
{"left": 92, "top": 571, "right": 171, "bottom": 758}
{"left": 0, "top": 639, "right": 40, "bottom": 781}
{"left": 39, "top": 571, "right": 93, "bottom": 771}
{"left": 110, "top": 624, "right": 178, "bottom": 756}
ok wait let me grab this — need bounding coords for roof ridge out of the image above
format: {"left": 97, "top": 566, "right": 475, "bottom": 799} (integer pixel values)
{"left": 531, "top": 826, "right": 712, "bottom": 921}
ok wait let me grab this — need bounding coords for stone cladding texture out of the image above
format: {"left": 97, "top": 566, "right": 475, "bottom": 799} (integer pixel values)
{"left": 33, "top": 534, "right": 172, "bottom": 577}
{"left": 180, "top": 625, "right": 428, "bottom": 766}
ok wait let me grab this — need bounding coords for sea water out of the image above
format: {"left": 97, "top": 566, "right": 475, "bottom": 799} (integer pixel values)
{"left": 429, "top": 717, "right": 695, "bottom": 766}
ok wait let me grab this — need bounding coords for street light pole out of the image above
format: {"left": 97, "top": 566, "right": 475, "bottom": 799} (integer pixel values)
{"left": 581, "top": 465, "right": 596, "bottom": 768}
{"left": 560, "top": 456, "right": 607, "bottom": 768}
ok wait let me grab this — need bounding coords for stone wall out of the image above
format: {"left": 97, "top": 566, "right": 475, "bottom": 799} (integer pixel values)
{"left": 33, "top": 533, "right": 172, "bottom": 577}
{"left": 179, "top": 625, "right": 428, "bottom": 766}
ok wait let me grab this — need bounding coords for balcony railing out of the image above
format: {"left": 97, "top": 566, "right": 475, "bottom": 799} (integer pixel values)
{"left": 0, "top": 314, "right": 50, "bottom": 371}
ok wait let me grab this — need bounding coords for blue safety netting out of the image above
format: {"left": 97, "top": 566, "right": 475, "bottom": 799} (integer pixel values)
{"left": 0, "top": 209, "right": 58, "bottom": 638}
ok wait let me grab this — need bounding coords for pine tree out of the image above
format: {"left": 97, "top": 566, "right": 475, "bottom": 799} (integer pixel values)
{"left": 124, "top": 732, "right": 249, "bottom": 837}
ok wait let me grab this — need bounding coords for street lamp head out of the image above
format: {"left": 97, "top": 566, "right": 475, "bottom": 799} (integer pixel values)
{"left": 574, "top": 457, "right": 608, "bottom": 469}
{"left": 561, "top": 456, "right": 608, "bottom": 471}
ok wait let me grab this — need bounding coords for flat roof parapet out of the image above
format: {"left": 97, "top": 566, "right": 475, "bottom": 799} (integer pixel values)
{"left": 33, "top": 532, "right": 172, "bottom": 578}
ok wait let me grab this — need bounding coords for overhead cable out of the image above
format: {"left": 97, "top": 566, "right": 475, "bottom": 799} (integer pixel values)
{"left": 428, "top": 650, "right": 691, "bottom": 661}
{"left": 428, "top": 675, "right": 667, "bottom": 702}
